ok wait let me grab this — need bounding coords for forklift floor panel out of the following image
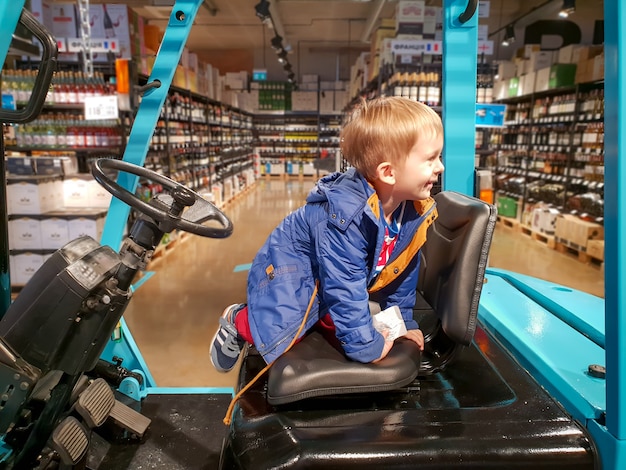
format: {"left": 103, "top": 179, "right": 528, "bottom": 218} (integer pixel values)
{"left": 221, "top": 325, "right": 597, "bottom": 469}
{"left": 98, "top": 393, "right": 230, "bottom": 469}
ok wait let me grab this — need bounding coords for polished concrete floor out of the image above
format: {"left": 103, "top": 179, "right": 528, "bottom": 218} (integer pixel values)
{"left": 122, "top": 178, "right": 605, "bottom": 390}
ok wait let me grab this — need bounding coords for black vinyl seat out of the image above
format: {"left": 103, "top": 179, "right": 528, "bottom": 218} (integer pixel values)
{"left": 266, "top": 191, "right": 497, "bottom": 405}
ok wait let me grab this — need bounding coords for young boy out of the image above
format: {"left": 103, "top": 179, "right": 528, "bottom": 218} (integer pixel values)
{"left": 210, "top": 96, "right": 444, "bottom": 372}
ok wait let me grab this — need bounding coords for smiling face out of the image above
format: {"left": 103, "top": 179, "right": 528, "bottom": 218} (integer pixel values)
{"left": 340, "top": 97, "right": 443, "bottom": 182}
{"left": 393, "top": 133, "right": 445, "bottom": 201}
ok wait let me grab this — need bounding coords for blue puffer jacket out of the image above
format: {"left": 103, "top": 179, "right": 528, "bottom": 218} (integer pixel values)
{"left": 247, "top": 168, "right": 437, "bottom": 364}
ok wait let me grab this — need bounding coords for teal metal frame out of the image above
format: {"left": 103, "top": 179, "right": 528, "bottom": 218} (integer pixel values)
{"left": 589, "top": 1, "right": 626, "bottom": 467}
{"left": 99, "top": 0, "right": 203, "bottom": 251}
{"left": 0, "top": 0, "right": 624, "bottom": 466}
{"left": 0, "top": 3, "right": 26, "bottom": 317}
{"left": 0, "top": 3, "right": 22, "bottom": 63}
{"left": 441, "top": 0, "right": 478, "bottom": 196}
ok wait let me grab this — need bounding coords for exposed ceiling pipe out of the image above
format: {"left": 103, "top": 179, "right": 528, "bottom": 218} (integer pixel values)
{"left": 360, "top": 0, "right": 386, "bottom": 43}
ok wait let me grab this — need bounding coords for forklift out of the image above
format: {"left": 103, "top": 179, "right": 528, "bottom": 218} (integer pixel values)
{"left": 0, "top": 1, "right": 622, "bottom": 468}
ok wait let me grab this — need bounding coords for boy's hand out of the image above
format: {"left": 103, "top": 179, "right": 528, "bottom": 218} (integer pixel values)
{"left": 403, "top": 329, "right": 425, "bottom": 351}
{"left": 373, "top": 330, "right": 394, "bottom": 363}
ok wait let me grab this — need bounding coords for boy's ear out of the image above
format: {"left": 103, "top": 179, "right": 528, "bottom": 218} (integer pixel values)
{"left": 375, "top": 161, "right": 396, "bottom": 184}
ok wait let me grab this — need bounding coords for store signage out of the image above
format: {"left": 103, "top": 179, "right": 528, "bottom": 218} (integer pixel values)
{"left": 478, "top": 25, "right": 489, "bottom": 41}
{"left": 84, "top": 95, "right": 119, "bottom": 121}
{"left": 253, "top": 69, "right": 268, "bottom": 81}
{"left": 391, "top": 39, "right": 494, "bottom": 56}
{"left": 391, "top": 39, "right": 442, "bottom": 56}
{"left": 477, "top": 40, "right": 494, "bottom": 55}
{"left": 479, "top": 1, "right": 490, "bottom": 18}
{"left": 475, "top": 103, "right": 506, "bottom": 127}
{"left": 1, "top": 94, "right": 16, "bottom": 110}
{"left": 66, "top": 38, "right": 120, "bottom": 53}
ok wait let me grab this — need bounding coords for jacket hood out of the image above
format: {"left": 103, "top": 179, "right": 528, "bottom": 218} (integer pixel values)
{"left": 306, "top": 169, "right": 376, "bottom": 228}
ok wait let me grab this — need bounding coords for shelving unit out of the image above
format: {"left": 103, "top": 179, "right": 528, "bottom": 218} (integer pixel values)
{"left": 254, "top": 111, "right": 341, "bottom": 178}
{"left": 137, "top": 76, "right": 255, "bottom": 207}
{"left": 489, "top": 81, "right": 604, "bottom": 224}
{"left": 3, "top": 67, "right": 124, "bottom": 172}
{"left": 2, "top": 67, "right": 256, "bottom": 291}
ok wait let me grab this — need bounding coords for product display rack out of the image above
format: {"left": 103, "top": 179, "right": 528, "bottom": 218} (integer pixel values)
{"left": 143, "top": 80, "right": 255, "bottom": 197}
{"left": 1, "top": 66, "right": 256, "bottom": 291}
{"left": 254, "top": 110, "right": 341, "bottom": 177}
{"left": 3, "top": 66, "right": 125, "bottom": 172}
{"left": 490, "top": 80, "right": 604, "bottom": 223}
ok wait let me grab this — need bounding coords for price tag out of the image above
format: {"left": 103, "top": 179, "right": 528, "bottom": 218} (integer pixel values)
{"left": 84, "top": 95, "right": 118, "bottom": 120}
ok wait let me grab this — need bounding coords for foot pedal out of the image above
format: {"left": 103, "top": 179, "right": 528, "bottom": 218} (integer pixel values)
{"left": 75, "top": 378, "right": 115, "bottom": 428}
{"left": 109, "top": 399, "right": 151, "bottom": 438}
{"left": 49, "top": 416, "right": 89, "bottom": 465}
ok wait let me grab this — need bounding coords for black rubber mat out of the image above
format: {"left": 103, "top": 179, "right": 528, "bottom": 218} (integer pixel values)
{"left": 97, "top": 393, "right": 231, "bottom": 469}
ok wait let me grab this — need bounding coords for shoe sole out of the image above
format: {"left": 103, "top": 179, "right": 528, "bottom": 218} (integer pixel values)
{"left": 210, "top": 304, "right": 241, "bottom": 373}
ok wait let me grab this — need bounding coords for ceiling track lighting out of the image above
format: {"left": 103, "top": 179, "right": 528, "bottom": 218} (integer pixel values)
{"left": 501, "top": 23, "right": 515, "bottom": 47}
{"left": 559, "top": 0, "right": 575, "bottom": 18}
{"left": 255, "top": 0, "right": 271, "bottom": 21}
{"left": 271, "top": 34, "right": 283, "bottom": 51}
{"left": 277, "top": 49, "right": 288, "bottom": 64}
{"left": 255, "top": 1, "right": 294, "bottom": 84}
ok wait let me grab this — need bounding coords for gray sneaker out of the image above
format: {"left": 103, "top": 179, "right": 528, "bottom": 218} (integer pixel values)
{"left": 210, "top": 304, "right": 246, "bottom": 373}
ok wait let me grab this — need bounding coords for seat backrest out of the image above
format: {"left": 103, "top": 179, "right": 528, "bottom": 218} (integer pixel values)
{"left": 416, "top": 191, "right": 496, "bottom": 372}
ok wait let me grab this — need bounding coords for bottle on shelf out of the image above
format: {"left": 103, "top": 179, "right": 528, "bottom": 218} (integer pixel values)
{"left": 427, "top": 72, "right": 440, "bottom": 107}
{"left": 418, "top": 72, "right": 428, "bottom": 103}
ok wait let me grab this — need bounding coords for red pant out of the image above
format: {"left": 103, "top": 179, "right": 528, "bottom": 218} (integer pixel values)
{"left": 234, "top": 306, "right": 338, "bottom": 347}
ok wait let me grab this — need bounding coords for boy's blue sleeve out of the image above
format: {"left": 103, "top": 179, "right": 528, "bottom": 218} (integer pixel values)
{"left": 316, "top": 220, "right": 385, "bottom": 363}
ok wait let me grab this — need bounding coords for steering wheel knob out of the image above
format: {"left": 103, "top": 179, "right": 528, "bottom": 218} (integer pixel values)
{"left": 171, "top": 185, "right": 197, "bottom": 207}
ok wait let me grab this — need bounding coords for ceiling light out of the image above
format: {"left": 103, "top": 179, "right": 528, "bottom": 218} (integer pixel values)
{"left": 502, "top": 23, "right": 515, "bottom": 47}
{"left": 271, "top": 34, "right": 283, "bottom": 51}
{"left": 255, "top": 0, "right": 271, "bottom": 23}
{"left": 559, "top": 0, "right": 575, "bottom": 18}
{"left": 277, "top": 49, "right": 288, "bottom": 64}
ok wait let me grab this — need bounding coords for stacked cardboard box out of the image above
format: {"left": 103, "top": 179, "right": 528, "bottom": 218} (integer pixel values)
{"left": 494, "top": 44, "right": 604, "bottom": 97}
{"left": 554, "top": 214, "right": 604, "bottom": 251}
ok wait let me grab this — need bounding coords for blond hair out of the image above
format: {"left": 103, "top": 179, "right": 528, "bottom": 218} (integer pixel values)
{"left": 340, "top": 96, "right": 443, "bottom": 180}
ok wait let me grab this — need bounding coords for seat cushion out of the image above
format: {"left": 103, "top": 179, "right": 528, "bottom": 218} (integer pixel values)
{"left": 267, "top": 331, "right": 421, "bottom": 405}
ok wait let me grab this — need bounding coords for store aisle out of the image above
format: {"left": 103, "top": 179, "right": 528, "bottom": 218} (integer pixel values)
{"left": 122, "top": 178, "right": 315, "bottom": 390}
{"left": 122, "top": 179, "right": 605, "bottom": 389}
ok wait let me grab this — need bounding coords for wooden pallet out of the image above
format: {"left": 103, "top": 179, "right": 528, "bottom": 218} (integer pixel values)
{"left": 554, "top": 238, "right": 603, "bottom": 267}
{"left": 519, "top": 225, "right": 556, "bottom": 249}
{"left": 496, "top": 215, "right": 520, "bottom": 231}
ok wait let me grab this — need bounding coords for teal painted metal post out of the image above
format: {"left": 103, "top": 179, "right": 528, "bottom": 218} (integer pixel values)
{"left": 603, "top": 0, "right": 625, "bottom": 441}
{"left": 0, "top": 2, "right": 23, "bottom": 62}
{"left": 0, "top": 2, "right": 26, "bottom": 316}
{"left": 99, "top": 0, "right": 203, "bottom": 250}
{"left": 441, "top": 0, "right": 478, "bottom": 196}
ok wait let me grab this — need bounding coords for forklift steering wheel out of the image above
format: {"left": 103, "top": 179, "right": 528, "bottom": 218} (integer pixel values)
{"left": 92, "top": 159, "right": 233, "bottom": 238}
